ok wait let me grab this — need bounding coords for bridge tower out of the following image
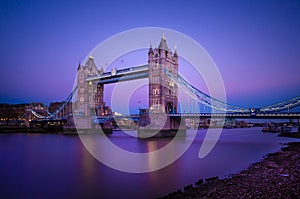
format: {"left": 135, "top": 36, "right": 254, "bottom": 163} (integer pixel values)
{"left": 148, "top": 34, "right": 178, "bottom": 114}
{"left": 76, "top": 56, "right": 111, "bottom": 117}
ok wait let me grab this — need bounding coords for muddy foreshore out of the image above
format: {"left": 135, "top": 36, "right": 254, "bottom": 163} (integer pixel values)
{"left": 160, "top": 138, "right": 300, "bottom": 198}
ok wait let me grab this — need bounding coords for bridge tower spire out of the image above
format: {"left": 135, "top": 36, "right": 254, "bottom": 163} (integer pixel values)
{"left": 148, "top": 35, "right": 178, "bottom": 114}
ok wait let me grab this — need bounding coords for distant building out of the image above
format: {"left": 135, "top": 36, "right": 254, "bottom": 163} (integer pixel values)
{"left": 0, "top": 104, "right": 27, "bottom": 125}
{"left": 0, "top": 102, "right": 47, "bottom": 126}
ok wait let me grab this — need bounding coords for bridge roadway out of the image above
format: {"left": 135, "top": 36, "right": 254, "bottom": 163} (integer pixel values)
{"left": 169, "top": 112, "right": 300, "bottom": 119}
{"left": 86, "top": 64, "right": 149, "bottom": 84}
{"left": 95, "top": 113, "right": 300, "bottom": 121}
{"left": 85, "top": 64, "right": 300, "bottom": 118}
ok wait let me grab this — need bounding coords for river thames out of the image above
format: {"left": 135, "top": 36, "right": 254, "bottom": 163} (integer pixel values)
{"left": 0, "top": 127, "right": 298, "bottom": 199}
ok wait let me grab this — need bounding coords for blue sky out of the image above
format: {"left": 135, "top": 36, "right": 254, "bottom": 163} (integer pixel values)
{"left": 0, "top": 0, "right": 300, "bottom": 112}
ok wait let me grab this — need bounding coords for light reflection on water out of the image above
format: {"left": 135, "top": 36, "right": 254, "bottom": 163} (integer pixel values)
{"left": 0, "top": 127, "right": 299, "bottom": 199}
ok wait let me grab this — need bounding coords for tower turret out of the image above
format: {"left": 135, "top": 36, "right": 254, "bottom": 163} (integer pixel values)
{"left": 99, "top": 66, "right": 104, "bottom": 75}
{"left": 85, "top": 55, "right": 98, "bottom": 75}
{"left": 158, "top": 33, "right": 168, "bottom": 50}
{"left": 77, "top": 62, "right": 81, "bottom": 71}
{"left": 173, "top": 46, "right": 178, "bottom": 63}
{"left": 148, "top": 41, "right": 154, "bottom": 61}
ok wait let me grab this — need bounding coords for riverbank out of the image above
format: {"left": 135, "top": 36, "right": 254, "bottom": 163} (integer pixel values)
{"left": 0, "top": 126, "right": 77, "bottom": 134}
{"left": 279, "top": 132, "right": 300, "bottom": 139}
{"left": 161, "top": 141, "right": 300, "bottom": 198}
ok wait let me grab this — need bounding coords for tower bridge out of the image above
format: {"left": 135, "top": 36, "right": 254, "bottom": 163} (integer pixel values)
{"left": 31, "top": 35, "right": 300, "bottom": 136}
{"left": 76, "top": 35, "right": 179, "bottom": 118}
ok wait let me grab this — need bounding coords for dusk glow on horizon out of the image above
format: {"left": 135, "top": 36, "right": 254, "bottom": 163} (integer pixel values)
{"left": 1, "top": 0, "right": 300, "bottom": 111}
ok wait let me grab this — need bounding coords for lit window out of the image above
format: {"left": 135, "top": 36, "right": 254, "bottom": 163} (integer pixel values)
{"left": 80, "top": 96, "right": 84, "bottom": 102}
{"left": 152, "top": 99, "right": 161, "bottom": 109}
{"left": 153, "top": 88, "right": 160, "bottom": 95}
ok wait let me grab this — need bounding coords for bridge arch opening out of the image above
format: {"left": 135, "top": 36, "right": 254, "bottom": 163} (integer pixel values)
{"left": 166, "top": 103, "right": 173, "bottom": 113}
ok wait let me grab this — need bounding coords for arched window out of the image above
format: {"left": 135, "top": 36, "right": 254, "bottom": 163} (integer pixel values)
{"left": 153, "top": 88, "right": 160, "bottom": 95}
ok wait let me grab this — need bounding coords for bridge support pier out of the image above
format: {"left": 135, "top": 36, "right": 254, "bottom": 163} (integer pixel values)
{"left": 73, "top": 116, "right": 92, "bottom": 130}
{"left": 138, "top": 112, "right": 186, "bottom": 138}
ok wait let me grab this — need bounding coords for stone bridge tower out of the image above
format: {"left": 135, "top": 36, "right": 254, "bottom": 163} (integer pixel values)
{"left": 148, "top": 35, "right": 178, "bottom": 114}
{"left": 76, "top": 56, "right": 111, "bottom": 117}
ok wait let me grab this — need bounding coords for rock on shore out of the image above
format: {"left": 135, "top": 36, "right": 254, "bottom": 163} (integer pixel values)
{"left": 161, "top": 142, "right": 300, "bottom": 199}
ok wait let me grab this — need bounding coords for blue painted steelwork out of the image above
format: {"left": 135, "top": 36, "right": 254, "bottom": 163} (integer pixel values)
{"left": 165, "top": 69, "right": 250, "bottom": 113}
{"left": 258, "top": 96, "right": 300, "bottom": 113}
{"left": 165, "top": 69, "right": 300, "bottom": 113}
{"left": 98, "top": 72, "right": 148, "bottom": 84}
{"left": 170, "top": 112, "right": 300, "bottom": 119}
{"left": 31, "top": 86, "right": 77, "bottom": 119}
{"left": 86, "top": 64, "right": 149, "bottom": 82}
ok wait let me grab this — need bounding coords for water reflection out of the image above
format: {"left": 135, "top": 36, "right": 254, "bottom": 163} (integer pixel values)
{"left": 80, "top": 142, "right": 97, "bottom": 183}
{"left": 0, "top": 128, "right": 299, "bottom": 199}
{"left": 146, "top": 141, "right": 159, "bottom": 171}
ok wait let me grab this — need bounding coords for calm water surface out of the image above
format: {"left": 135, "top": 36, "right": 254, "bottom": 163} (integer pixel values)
{"left": 0, "top": 127, "right": 298, "bottom": 199}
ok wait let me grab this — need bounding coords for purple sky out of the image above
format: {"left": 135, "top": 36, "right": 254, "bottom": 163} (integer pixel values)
{"left": 0, "top": 0, "right": 300, "bottom": 112}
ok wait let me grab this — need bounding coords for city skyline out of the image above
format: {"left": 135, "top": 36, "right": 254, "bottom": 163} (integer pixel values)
{"left": 1, "top": 0, "right": 300, "bottom": 111}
